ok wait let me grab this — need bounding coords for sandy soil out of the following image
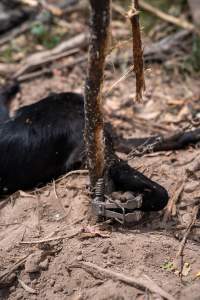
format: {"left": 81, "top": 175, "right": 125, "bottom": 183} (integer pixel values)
{"left": 0, "top": 27, "right": 200, "bottom": 300}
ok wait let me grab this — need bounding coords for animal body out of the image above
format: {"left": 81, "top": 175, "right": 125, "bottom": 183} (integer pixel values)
{"left": 0, "top": 82, "right": 198, "bottom": 212}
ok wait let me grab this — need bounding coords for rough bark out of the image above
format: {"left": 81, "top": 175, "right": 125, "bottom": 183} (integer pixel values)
{"left": 84, "top": 0, "right": 111, "bottom": 188}
{"left": 128, "top": 0, "right": 145, "bottom": 102}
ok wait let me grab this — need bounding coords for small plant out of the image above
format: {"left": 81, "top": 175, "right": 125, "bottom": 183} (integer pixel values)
{"left": 188, "top": 36, "right": 200, "bottom": 72}
{"left": 0, "top": 47, "right": 13, "bottom": 63}
{"left": 31, "top": 22, "right": 61, "bottom": 49}
{"left": 31, "top": 22, "right": 47, "bottom": 38}
{"left": 161, "top": 261, "right": 174, "bottom": 271}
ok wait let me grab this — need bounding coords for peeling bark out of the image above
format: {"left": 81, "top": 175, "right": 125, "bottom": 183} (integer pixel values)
{"left": 128, "top": 0, "right": 145, "bottom": 102}
{"left": 84, "top": 0, "right": 111, "bottom": 188}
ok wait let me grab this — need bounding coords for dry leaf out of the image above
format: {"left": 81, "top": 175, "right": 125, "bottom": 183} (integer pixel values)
{"left": 194, "top": 271, "right": 200, "bottom": 279}
{"left": 182, "top": 262, "right": 191, "bottom": 276}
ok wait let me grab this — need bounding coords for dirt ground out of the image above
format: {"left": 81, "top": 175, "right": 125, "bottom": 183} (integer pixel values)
{"left": 0, "top": 7, "right": 200, "bottom": 299}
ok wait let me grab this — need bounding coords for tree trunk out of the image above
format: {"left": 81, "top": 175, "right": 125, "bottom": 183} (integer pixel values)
{"left": 84, "top": 0, "right": 111, "bottom": 188}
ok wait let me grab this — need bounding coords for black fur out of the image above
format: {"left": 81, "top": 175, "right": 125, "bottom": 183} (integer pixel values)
{"left": 0, "top": 85, "right": 168, "bottom": 211}
{"left": 0, "top": 92, "right": 85, "bottom": 193}
{"left": 109, "top": 161, "right": 168, "bottom": 211}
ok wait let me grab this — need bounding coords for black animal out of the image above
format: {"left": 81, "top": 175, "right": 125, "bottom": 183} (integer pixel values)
{"left": 0, "top": 82, "right": 198, "bottom": 212}
{"left": 0, "top": 82, "right": 170, "bottom": 211}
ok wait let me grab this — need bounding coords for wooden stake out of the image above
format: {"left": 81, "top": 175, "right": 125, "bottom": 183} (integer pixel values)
{"left": 84, "top": 0, "right": 111, "bottom": 187}
{"left": 128, "top": 0, "right": 145, "bottom": 102}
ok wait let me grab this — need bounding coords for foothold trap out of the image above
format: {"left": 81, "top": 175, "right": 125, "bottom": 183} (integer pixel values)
{"left": 92, "top": 179, "right": 143, "bottom": 224}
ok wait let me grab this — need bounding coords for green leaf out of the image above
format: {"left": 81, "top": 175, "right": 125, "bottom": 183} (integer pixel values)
{"left": 161, "top": 261, "right": 174, "bottom": 271}
{"left": 31, "top": 23, "right": 47, "bottom": 37}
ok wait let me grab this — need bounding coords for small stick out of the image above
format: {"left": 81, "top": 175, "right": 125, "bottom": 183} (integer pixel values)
{"left": 19, "top": 229, "right": 80, "bottom": 244}
{"left": 0, "top": 253, "right": 32, "bottom": 283}
{"left": 53, "top": 180, "right": 59, "bottom": 200}
{"left": 14, "top": 48, "right": 79, "bottom": 78}
{"left": 18, "top": 55, "right": 87, "bottom": 82}
{"left": 52, "top": 180, "right": 70, "bottom": 220}
{"left": 104, "top": 65, "right": 134, "bottom": 96}
{"left": 176, "top": 205, "right": 199, "bottom": 258}
{"left": 112, "top": 3, "right": 127, "bottom": 18}
{"left": 71, "top": 261, "right": 175, "bottom": 300}
{"left": 18, "top": 278, "right": 37, "bottom": 294}
{"left": 12, "top": 32, "right": 87, "bottom": 78}
{"left": 25, "top": 169, "right": 88, "bottom": 194}
{"left": 163, "top": 181, "right": 185, "bottom": 222}
{"left": 0, "top": 222, "right": 21, "bottom": 227}
{"left": 128, "top": 0, "right": 145, "bottom": 102}
{"left": 57, "top": 169, "right": 88, "bottom": 182}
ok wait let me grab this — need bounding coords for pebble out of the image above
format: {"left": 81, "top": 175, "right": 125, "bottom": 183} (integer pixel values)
{"left": 115, "top": 253, "right": 121, "bottom": 258}
{"left": 49, "top": 279, "right": 55, "bottom": 287}
{"left": 101, "top": 245, "right": 109, "bottom": 254}
{"left": 77, "top": 255, "right": 83, "bottom": 261}
{"left": 31, "top": 279, "right": 38, "bottom": 286}
{"left": 184, "top": 181, "right": 199, "bottom": 193}
{"left": 181, "top": 213, "right": 192, "bottom": 225}
{"left": 39, "top": 258, "right": 49, "bottom": 270}
{"left": 53, "top": 283, "right": 64, "bottom": 293}
{"left": 106, "top": 261, "right": 112, "bottom": 267}
{"left": 110, "top": 259, "right": 116, "bottom": 264}
{"left": 63, "top": 288, "right": 69, "bottom": 294}
{"left": 76, "top": 249, "right": 82, "bottom": 255}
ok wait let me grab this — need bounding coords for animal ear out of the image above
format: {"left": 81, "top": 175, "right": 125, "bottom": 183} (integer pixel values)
{"left": 0, "top": 80, "right": 20, "bottom": 122}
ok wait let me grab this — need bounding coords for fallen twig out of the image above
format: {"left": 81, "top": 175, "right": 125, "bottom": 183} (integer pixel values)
{"left": 173, "top": 205, "right": 199, "bottom": 278}
{"left": 52, "top": 180, "right": 71, "bottom": 221}
{"left": 57, "top": 169, "right": 89, "bottom": 182}
{"left": 70, "top": 261, "right": 175, "bottom": 300}
{"left": 176, "top": 205, "right": 199, "bottom": 258}
{"left": 21, "top": 169, "right": 88, "bottom": 195}
{"left": 0, "top": 222, "right": 21, "bottom": 227}
{"left": 18, "top": 55, "right": 87, "bottom": 82}
{"left": 18, "top": 278, "right": 37, "bottom": 294}
{"left": 104, "top": 65, "right": 134, "bottom": 96}
{"left": 14, "top": 48, "right": 79, "bottom": 78}
{"left": 143, "top": 30, "right": 191, "bottom": 62}
{"left": 163, "top": 181, "right": 185, "bottom": 222}
{"left": 14, "top": 33, "right": 88, "bottom": 78}
{"left": 19, "top": 229, "right": 80, "bottom": 244}
{"left": 112, "top": 3, "right": 127, "bottom": 18}
{"left": 0, "top": 253, "right": 32, "bottom": 286}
